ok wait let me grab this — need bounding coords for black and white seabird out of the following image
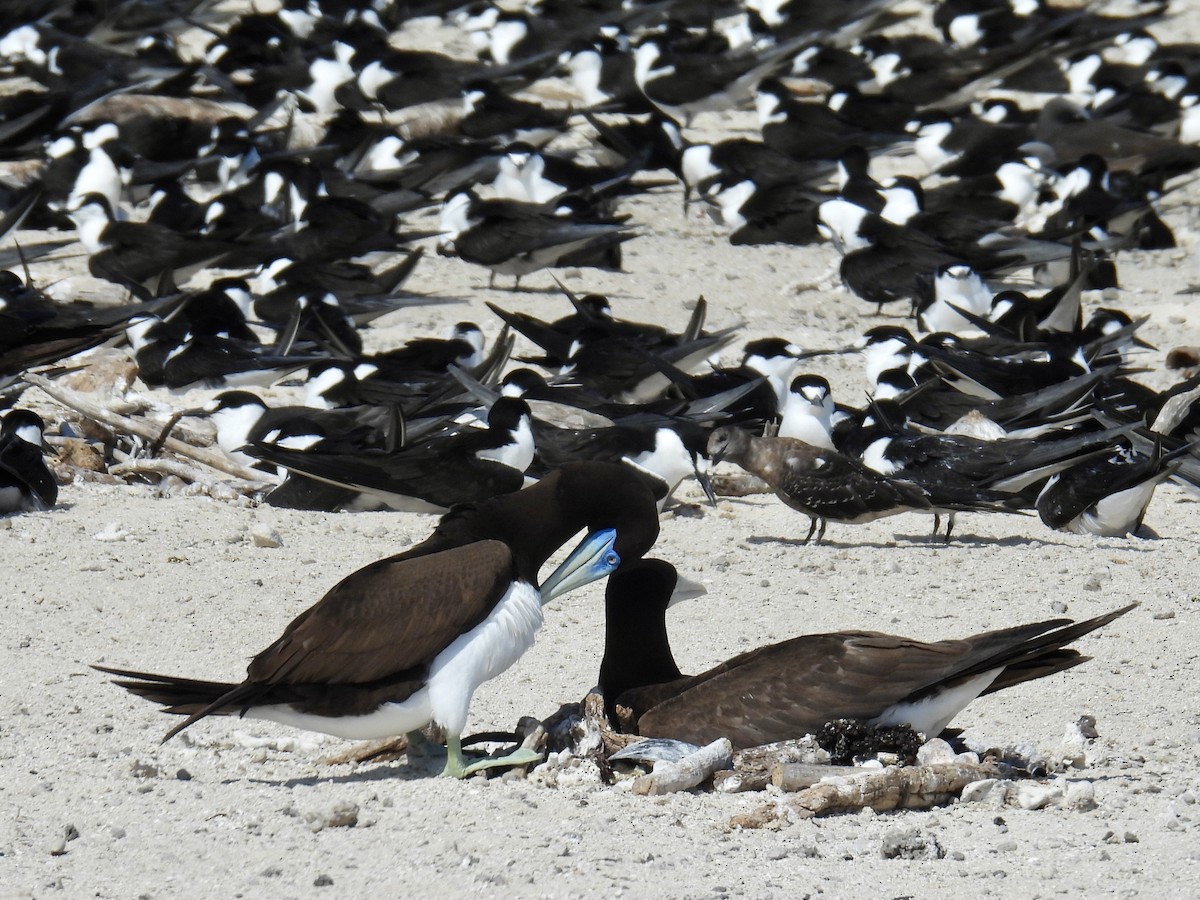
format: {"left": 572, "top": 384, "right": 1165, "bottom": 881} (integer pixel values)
{"left": 244, "top": 397, "right": 536, "bottom": 513}
{"left": 437, "top": 190, "right": 634, "bottom": 289}
{"left": 707, "top": 426, "right": 932, "bottom": 544}
{"left": 97, "top": 461, "right": 660, "bottom": 777}
{"left": 600, "top": 559, "right": 1136, "bottom": 749}
{"left": 0, "top": 409, "right": 56, "bottom": 513}
{"left": 1036, "top": 440, "right": 1191, "bottom": 537}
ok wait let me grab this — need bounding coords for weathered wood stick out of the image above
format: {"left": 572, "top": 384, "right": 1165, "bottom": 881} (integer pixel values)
{"left": 109, "top": 458, "right": 264, "bottom": 495}
{"left": 320, "top": 736, "right": 410, "bottom": 766}
{"left": 713, "top": 769, "right": 771, "bottom": 794}
{"left": 714, "top": 738, "right": 830, "bottom": 793}
{"left": 787, "top": 761, "right": 1009, "bottom": 818}
{"left": 712, "top": 472, "right": 772, "bottom": 497}
{"left": 772, "top": 763, "right": 865, "bottom": 792}
{"left": 24, "top": 373, "right": 267, "bottom": 482}
{"left": 729, "top": 761, "right": 1009, "bottom": 827}
{"left": 633, "top": 738, "right": 733, "bottom": 796}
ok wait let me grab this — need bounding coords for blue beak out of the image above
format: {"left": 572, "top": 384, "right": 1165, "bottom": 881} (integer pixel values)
{"left": 539, "top": 528, "right": 620, "bottom": 604}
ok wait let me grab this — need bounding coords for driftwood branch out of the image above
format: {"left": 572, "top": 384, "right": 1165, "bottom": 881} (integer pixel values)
{"left": 109, "top": 458, "right": 264, "bottom": 497}
{"left": 714, "top": 738, "right": 831, "bottom": 794}
{"left": 24, "top": 373, "right": 268, "bottom": 482}
{"left": 320, "top": 736, "right": 410, "bottom": 766}
{"left": 712, "top": 472, "right": 772, "bottom": 497}
{"left": 632, "top": 738, "right": 733, "bottom": 796}
{"left": 730, "top": 760, "right": 1010, "bottom": 828}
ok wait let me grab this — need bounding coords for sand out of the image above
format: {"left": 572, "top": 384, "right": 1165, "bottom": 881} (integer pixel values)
{"left": 4, "top": 5, "right": 1200, "bottom": 898}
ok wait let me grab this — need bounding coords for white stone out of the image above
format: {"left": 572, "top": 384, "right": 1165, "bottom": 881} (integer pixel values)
{"left": 250, "top": 527, "right": 283, "bottom": 548}
{"left": 1016, "top": 782, "right": 1064, "bottom": 810}
{"left": 916, "top": 738, "right": 957, "bottom": 765}
{"left": 1065, "top": 779, "right": 1097, "bottom": 811}
{"left": 960, "top": 778, "right": 1012, "bottom": 806}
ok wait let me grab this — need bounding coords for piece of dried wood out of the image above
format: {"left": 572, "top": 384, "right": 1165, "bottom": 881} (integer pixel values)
{"left": 714, "top": 738, "right": 830, "bottom": 793}
{"left": 772, "top": 763, "right": 864, "bottom": 792}
{"left": 730, "top": 761, "right": 1010, "bottom": 827}
{"left": 109, "top": 458, "right": 262, "bottom": 495}
{"left": 712, "top": 472, "right": 772, "bottom": 497}
{"left": 24, "top": 372, "right": 268, "bottom": 482}
{"left": 632, "top": 738, "right": 733, "bottom": 796}
{"left": 320, "top": 736, "right": 410, "bottom": 766}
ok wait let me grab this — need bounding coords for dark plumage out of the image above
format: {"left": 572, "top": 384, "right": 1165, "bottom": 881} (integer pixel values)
{"left": 0, "top": 409, "right": 56, "bottom": 513}
{"left": 600, "top": 559, "right": 1136, "bottom": 749}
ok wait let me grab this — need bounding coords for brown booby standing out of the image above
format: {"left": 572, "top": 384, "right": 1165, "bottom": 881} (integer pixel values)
{"left": 98, "top": 461, "right": 660, "bottom": 777}
{"left": 600, "top": 559, "right": 1136, "bottom": 749}
{"left": 707, "top": 426, "right": 932, "bottom": 544}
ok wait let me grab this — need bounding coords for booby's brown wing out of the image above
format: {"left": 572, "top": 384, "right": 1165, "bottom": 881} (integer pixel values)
{"left": 247, "top": 540, "right": 514, "bottom": 685}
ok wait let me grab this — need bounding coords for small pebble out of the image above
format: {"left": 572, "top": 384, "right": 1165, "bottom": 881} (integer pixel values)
{"left": 250, "top": 527, "right": 283, "bottom": 549}
{"left": 1066, "top": 780, "right": 1097, "bottom": 811}
{"left": 94, "top": 523, "right": 128, "bottom": 542}
{"left": 305, "top": 801, "right": 359, "bottom": 832}
{"left": 1153, "top": 610, "right": 1176, "bottom": 621}
{"left": 314, "top": 874, "right": 334, "bottom": 887}
{"left": 176, "top": 768, "right": 192, "bottom": 781}
{"left": 1051, "top": 600, "right": 1068, "bottom": 614}
{"left": 48, "top": 836, "right": 67, "bottom": 856}
{"left": 880, "top": 827, "right": 945, "bottom": 860}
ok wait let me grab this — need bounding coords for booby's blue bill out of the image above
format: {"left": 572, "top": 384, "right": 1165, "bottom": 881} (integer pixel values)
{"left": 539, "top": 527, "right": 619, "bottom": 603}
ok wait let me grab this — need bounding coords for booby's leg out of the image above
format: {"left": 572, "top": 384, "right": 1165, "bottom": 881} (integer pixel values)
{"left": 932, "top": 513, "right": 941, "bottom": 538}
{"left": 943, "top": 512, "right": 956, "bottom": 545}
{"left": 802, "top": 517, "right": 818, "bottom": 544}
{"left": 441, "top": 733, "right": 469, "bottom": 778}
{"left": 815, "top": 518, "right": 827, "bottom": 545}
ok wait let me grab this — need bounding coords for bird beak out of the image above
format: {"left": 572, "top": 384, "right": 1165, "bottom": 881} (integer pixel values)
{"left": 695, "top": 462, "right": 718, "bottom": 508}
{"left": 668, "top": 573, "right": 707, "bottom": 608}
{"left": 538, "top": 528, "right": 620, "bottom": 604}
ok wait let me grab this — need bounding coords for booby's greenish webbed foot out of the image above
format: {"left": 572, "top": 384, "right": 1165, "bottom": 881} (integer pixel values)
{"left": 460, "top": 747, "right": 542, "bottom": 775}
{"left": 439, "top": 734, "right": 543, "bottom": 778}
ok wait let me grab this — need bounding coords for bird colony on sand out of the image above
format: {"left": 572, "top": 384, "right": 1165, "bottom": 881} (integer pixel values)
{"left": 2, "top": 0, "right": 1199, "bottom": 808}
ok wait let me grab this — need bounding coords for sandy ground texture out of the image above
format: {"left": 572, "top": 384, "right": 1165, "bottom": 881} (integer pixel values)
{"left": 5, "top": 4, "right": 1200, "bottom": 899}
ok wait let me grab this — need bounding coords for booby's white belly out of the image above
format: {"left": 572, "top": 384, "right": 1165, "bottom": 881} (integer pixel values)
{"left": 247, "top": 581, "right": 545, "bottom": 740}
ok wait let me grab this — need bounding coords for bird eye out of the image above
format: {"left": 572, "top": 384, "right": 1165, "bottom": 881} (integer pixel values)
{"left": 605, "top": 552, "right": 620, "bottom": 568}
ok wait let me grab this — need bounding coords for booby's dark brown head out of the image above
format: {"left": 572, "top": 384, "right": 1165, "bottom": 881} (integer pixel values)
{"left": 598, "top": 558, "right": 683, "bottom": 722}
{"left": 420, "top": 460, "right": 660, "bottom": 581}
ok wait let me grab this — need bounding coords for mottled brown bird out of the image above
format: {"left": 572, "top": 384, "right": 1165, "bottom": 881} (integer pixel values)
{"left": 707, "top": 425, "right": 932, "bottom": 544}
{"left": 600, "top": 559, "right": 1135, "bottom": 749}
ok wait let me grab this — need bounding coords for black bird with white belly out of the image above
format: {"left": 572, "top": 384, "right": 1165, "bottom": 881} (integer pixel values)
{"left": 243, "top": 397, "right": 536, "bottom": 513}
{"left": 600, "top": 559, "right": 1136, "bottom": 749}
{"left": 97, "top": 461, "right": 660, "bottom": 777}
{"left": 0, "top": 409, "right": 56, "bottom": 513}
